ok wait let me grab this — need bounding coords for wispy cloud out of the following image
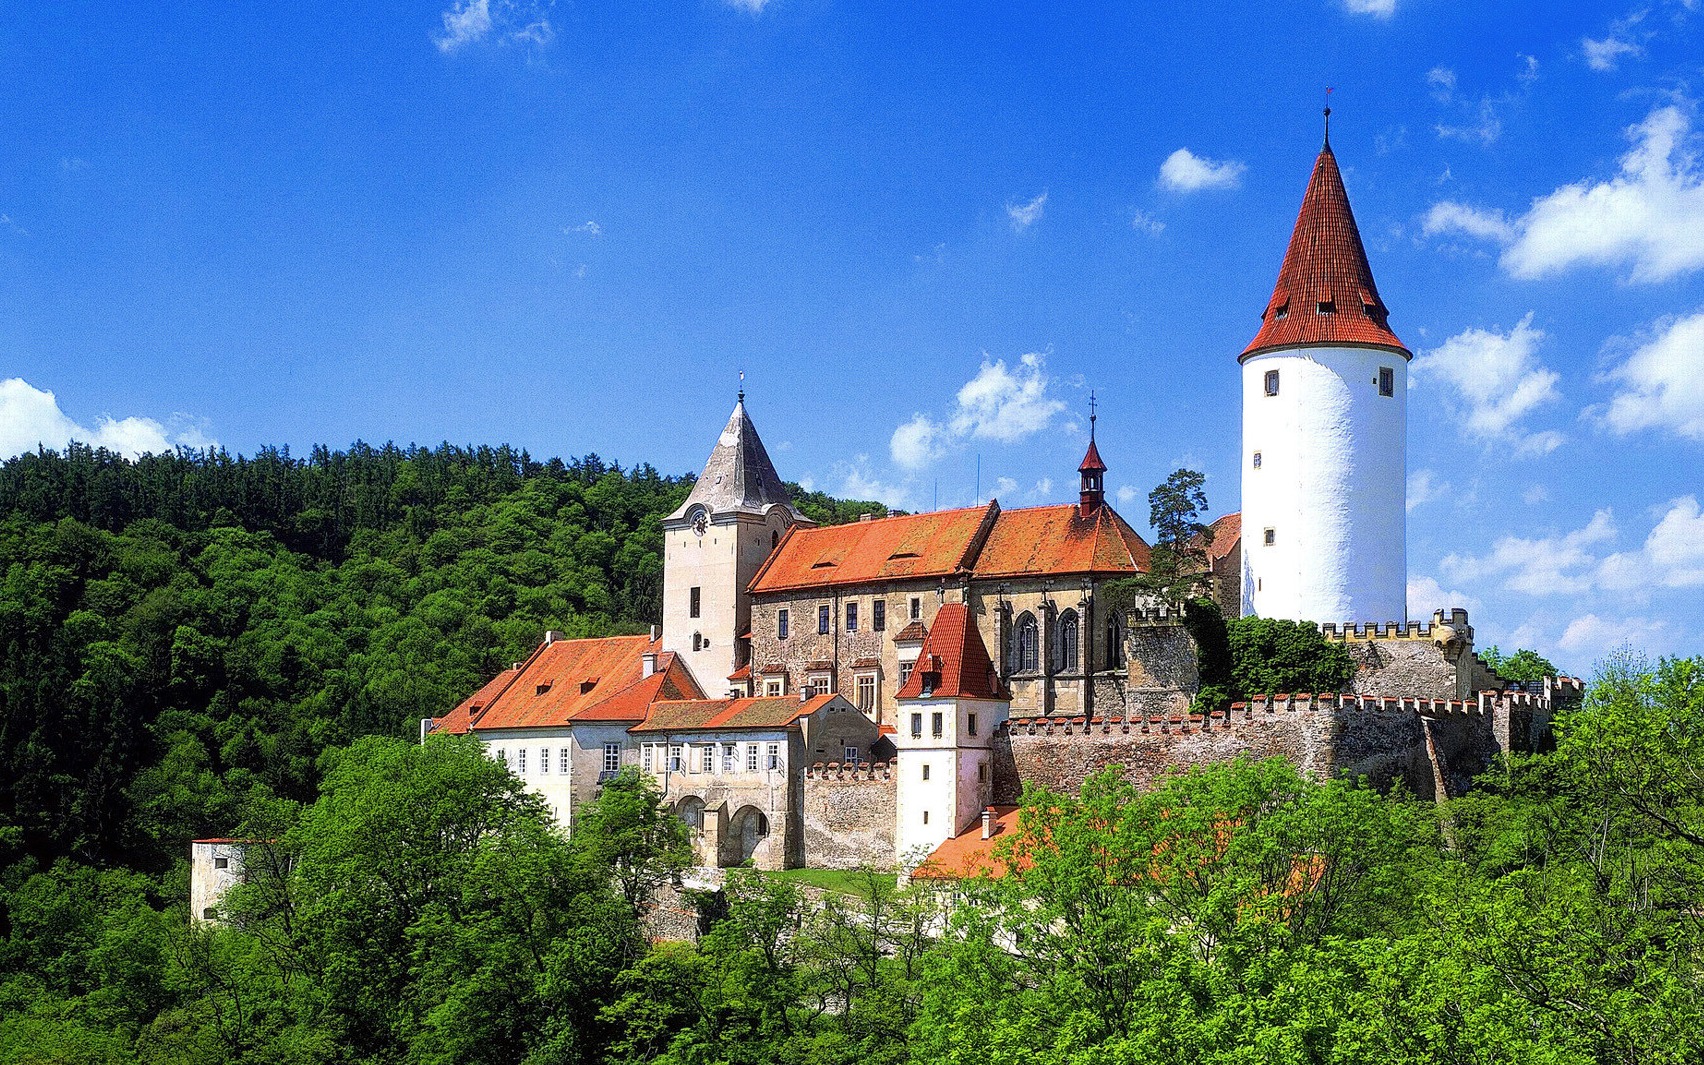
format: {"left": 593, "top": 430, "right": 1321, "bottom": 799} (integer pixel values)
{"left": 1130, "top": 210, "right": 1165, "bottom": 235}
{"left": 0, "top": 378, "right": 217, "bottom": 459}
{"left": 1158, "top": 149, "right": 1245, "bottom": 192}
{"left": 566, "top": 220, "right": 602, "bottom": 236}
{"left": 1441, "top": 497, "right": 1704, "bottom": 597}
{"left": 1424, "top": 105, "right": 1704, "bottom": 283}
{"left": 1600, "top": 310, "right": 1704, "bottom": 441}
{"left": 1411, "top": 314, "right": 1564, "bottom": 455}
{"left": 1583, "top": 10, "right": 1648, "bottom": 71}
{"left": 1407, "top": 468, "right": 1451, "bottom": 512}
{"left": 723, "top": 0, "right": 773, "bottom": 12}
{"left": 1342, "top": 0, "right": 1396, "bottom": 17}
{"left": 890, "top": 351, "right": 1068, "bottom": 470}
{"left": 435, "top": 0, "right": 554, "bottom": 54}
{"left": 1006, "top": 191, "right": 1047, "bottom": 231}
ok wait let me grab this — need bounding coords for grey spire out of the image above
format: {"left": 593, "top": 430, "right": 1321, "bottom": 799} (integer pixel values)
{"left": 667, "top": 398, "right": 802, "bottom": 523}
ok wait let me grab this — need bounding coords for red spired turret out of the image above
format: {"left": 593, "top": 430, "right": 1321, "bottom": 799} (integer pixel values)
{"left": 1078, "top": 391, "right": 1107, "bottom": 518}
{"left": 1241, "top": 109, "right": 1410, "bottom": 362}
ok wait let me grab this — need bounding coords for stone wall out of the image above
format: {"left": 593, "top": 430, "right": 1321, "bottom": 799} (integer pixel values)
{"left": 801, "top": 762, "right": 898, "bottom": 869}
{"left": 1325, "top": 609, "right": 1475, "bottom": 700}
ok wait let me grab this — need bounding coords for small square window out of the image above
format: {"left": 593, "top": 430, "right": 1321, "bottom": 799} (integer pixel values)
{"left": 764, "top": 678, "right": 784, "bottom": 697}
{"left": 213, "top": 856, "right": 228, "bottom": 870}
{"left": 1252, "top": 451, "right": 1262, "bottom": 469}
{"left": 1316, "top": 299, "right": 1335, "bottom": 315}
{"left": 1379, "top": 367, "right": 1394, "bottom": 397}
{"left": 1264, "top": 527, "right": 1276, "bottom": 546}
{"left": 1264, "top": 369, "right": 1280, "bottom": 397}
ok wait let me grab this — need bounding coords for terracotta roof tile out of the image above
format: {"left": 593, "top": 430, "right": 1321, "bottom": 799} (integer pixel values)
{"left": 728, "top": 664, "right": 753, "bottom": 681}
{"left": 892, "top": 620, "right": 929, "bottom": 643}
{"left": 629, "top": 694, "right": 839, "bottom": 733}
{"left": 749, "top": 503, "right": 996, "bottom": 593}
{"left": 895, "top": 602, "right": 1006, "bottom": 700}
{"left": 1194, "top": 512, "right": 1241, "bottom": 564}
{"left": 1242, "top": 141, "right": 1408, "bottom": 361}
{"left": 457, "top": 635, "right": 707, "bottom": 732}
{"left": 972, "top": 503, "right": 1151, "bottom": 579}
{"left": 434, "top": 667, "right": 521, "bottom": 735}
{"left": 910, "top": 806, "right": 1023, "bottom": 880}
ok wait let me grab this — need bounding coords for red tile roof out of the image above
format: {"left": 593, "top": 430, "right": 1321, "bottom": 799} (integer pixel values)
{"left": 1241, "top": 141, "right": 1408, "bottom": 361}
{"left": 973, "top": 503, "right": 1151, "bottom": 578}
{"left": 895, "top": 602, "right": 1006, "bottom": 700}
{"left": 749, "top": 503, "right": 997, "bottom": 593}
{"left": 892, "top": 620, "right": 929, "bottom": 643}
{"left": 728, "top": 664, "right": 752, "bottom": 681}
{"left": 629, "top": 694, "right": 839, "bottom": 733}
{"left": 1078, "top": 437, "right": 1106, "bottom": 474}
{"left": 438, "top": 635, "right": 705, "bottom": 734}
{"left": 1196, "top": 512, "right": 1241, "bottom": 564}
{"left": 910, "top": 806, "right": 1023, "bottom": 880}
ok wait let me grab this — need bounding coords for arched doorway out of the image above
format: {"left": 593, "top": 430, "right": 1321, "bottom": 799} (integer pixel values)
{"left": 728, "top": 805, "right": 769, "bottom": 865}
{"left": 676, "top": 796, "right": 706, "bottom": 835}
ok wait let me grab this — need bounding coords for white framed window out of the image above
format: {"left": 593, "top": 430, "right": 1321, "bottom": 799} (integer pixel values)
{"left": 700, "top": 745, "right": 714, "bottom": 773}
{"left": 642, "top": 744, "right": 653, "bottom": 771}
{"left": 603, "top": 743, "right": 620, "bottom": 773}
{"left": 560, "top": 747, "right": 570, "bottom": 775}
{"left": 723, "top": 743, "right": 737, "bottom": 772}
{"left": 844, "top": 745, "right": 860, "bottom": 764}
{"left": 910, "top": 712, "right": 922, "bottom": 738}
{"left": 805, "top": 673, "right": 832, "bottom": 698}
{"left": 931, "top": 711, "right": 943, "bottom": 738}
{"left": 764, "top": 678, "right": 784, "bottom": 697}
{"left": 517, "top": 748, "right": 528, "bottom": 774}
{"left": 855, "top": 673, "right": 877, "bottom": 712}
{"left": 766, "top": 743, "right": 781, "bottom": 770}
{"left": 668, "top": 744, "right": 682, "bottom": 772}
{"left": 746, "top": 743, "right": 759, "bottom": 771}
{"left": 898, "top": 661, "right": 915, "bottom": 689}
{"left": 213, "top": 856, "right": 228, "bottom": 870}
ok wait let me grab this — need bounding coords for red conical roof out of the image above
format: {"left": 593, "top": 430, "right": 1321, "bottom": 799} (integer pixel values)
{"left": 895, "top": 602, "right": 1006, "bottom": 701}
{"left": 1241, "top": 140, "right": 1408, "bottom": 362}
{"left": 1078, "top": 437, "right": 1106, "bottom": 474}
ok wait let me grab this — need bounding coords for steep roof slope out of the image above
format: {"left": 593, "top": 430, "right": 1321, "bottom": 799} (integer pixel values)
{"left": 973, "top": 503, "right": 1151, "bottom": 578}
{"left": 436, "top": 635, "right": 706, "bottom": 733}
{"left": 666, "top": 398, "right": 801, "bottom": 522}
{"left": 749, "top": 503, "right": 996, "bottom": 593}
{"left": 629, "top": 694, "right": 838, "bottom": 733}
{"left": 1241, "top": 135, "right": 1408, "bottom": 361}
{"left": 896, "top": 601, "right": 1006, "bottom": 700}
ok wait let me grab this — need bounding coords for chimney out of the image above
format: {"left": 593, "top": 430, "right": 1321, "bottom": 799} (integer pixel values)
{"left": 981, "top": 807, "right": 995, "bottom": 840}
{"left": 650, "top": 624, "right": 660, "bottom": 641}
{"left": 641, "top": 652, "right": 658, "bottom": 679}
{"left": 544, "top": 630, "right": 565, "bottom": 645}
{"left": 860, "top": 513, "right": 874, "bottom": 522}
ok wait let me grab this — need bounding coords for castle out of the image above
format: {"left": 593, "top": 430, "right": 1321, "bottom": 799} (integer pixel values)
{"left": 182, "top": 123, "right": 1575, "bottom": 901}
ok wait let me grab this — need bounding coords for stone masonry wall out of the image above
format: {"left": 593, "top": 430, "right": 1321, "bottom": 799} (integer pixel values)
{"left": 802, "top": 762, "right": 898, "bottom": 869}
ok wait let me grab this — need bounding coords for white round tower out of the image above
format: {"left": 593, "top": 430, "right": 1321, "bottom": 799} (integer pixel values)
{"left": 1240, "top": 114, "right": 1409, "bottom": 625}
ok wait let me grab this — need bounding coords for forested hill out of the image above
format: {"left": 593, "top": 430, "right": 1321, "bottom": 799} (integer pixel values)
{"left": 0, "top": 442, "right": 886, "bottom": 874}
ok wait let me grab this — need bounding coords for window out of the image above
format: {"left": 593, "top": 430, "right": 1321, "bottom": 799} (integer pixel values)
{"left": 642, "top": 744, "right": 653, "bottom": 771}
{"left": 746, "top": 743, "right": 759, "bottom": 771}
{"left": 1264, "top": 369, "right": 1280, "bottom": 396}
{"left": 723, "top": 743, "right": 737, "bottom": 772}
{"left": 922, "top": 763, "right": 931, "bottom": 780}
{"left": 1264, "top": 527, "right": 1276, "bottom": 546}
{"left": 517, "top": 748, "right": 528, "bottom": 774}
{"left": 856, "top": 673, "right": 876, "bottom": 711}
{"left": 978, "top": 762, "right": 988, "bottom": 782}
{"left": 968, "top": 712, "right": 978, "bottom": 737}
{"left": 497, "top": 748, "right": 508, "bottom": 769}
{"left": 1014, "top": 612, "right": 1039, "bottom": 673}
{"left": 1106, "top": 619, "right": 1125, "bottom": 669}
{"left": 805, "top": 673, "right": 831, "bottom": 698}
{"left": 1273, "top": 299, "right": 1289, "bottom": 320}
{"left": 1379, "top": 366, "right": 1394, "bottom": 397}
{"left": 910, "top": 712, "right": 923, "bottom": 738}
{"left": 910, "top": 597, "right": 921, "bottom": 620}
{"left": 561, "top": 748, "right": 571, "bottom": 775}
{"left": 847, "top": 601, "right": 859, "bottom": 631}
{"left": 873, "top": 600, "right": 885, "bottom": 631}
{"left": 213, "top": 856, "right": 228, "bottom": 870}
{"left": 923, "top": 810, "right": 930, "bottom": 824}
{"left": 818, "top": 605, "right": 831, "bottom": 634}
{"left": 541, "top": 747, "right": 550, "bottom": 774}
{"left": 766, "top": 743, "right": 781, "bottom": 770}
{"left": 700, "top": 745, "right": 715, "bottom": 773}
{"left": 844, "top": 745, "right": 860, "bottom": 764}
{"left": 604, "top": 743, "right": 620, "bottom": 773}
{"left": 1317, "top": 299, "right": 1335, "bottom": 315}
{"left": 899, "top": 660, "right": 915, "bottom": 688}
{"left": 931, "top": 712, "right": 943, "bottom": 738}
{"left": 1058, "top": 610, "right": 1080, "bottom": 673}
{"left": 668, "top": 744, "right": 682, "bottom": 772}
{"left": 692, "top": 631, "right": 702, "bottom": 652}
{"left": 764, "top": 678, "right": 784, "bottom": 697}
{"left": 778, "top": 608, "right": 789, "bottom": 639}
{"left": 1252, "top": 451, "right": 1262, "bottom": 469}
{"left": 689, "top": 586, "right": 701, "bottom": 618}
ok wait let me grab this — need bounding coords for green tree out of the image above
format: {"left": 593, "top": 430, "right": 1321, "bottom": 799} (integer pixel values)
{"left": 1479, "top": 645, "right": 1561, "bottom": 683}
{"left": 568, "top": 768, "right": 693, "bottom": 925}
{"left": 1224, "top": 615, "right": 1355, "bottom": 698}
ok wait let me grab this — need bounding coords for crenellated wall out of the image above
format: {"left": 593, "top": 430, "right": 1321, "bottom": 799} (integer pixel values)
{"left": 801, "top": 761, "right": 898, "bottom": 869}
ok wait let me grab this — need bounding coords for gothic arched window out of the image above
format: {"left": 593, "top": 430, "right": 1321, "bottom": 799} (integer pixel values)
{"left": 1057, "top": 610, "right": 1080, "bottom": 673}
{"left": 1105, "top": 617, "right": 1125, "bottom": 670}
{"left": 1014, "top": 612, "right": 1039, "bottom": 674}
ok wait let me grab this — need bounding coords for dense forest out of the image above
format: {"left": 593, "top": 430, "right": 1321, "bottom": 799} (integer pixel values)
{"left": 4, "top": 443, "right": 1700, "bottom": 1064}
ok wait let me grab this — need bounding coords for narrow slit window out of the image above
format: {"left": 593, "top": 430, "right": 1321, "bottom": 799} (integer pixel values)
{"left": 1379, "top": 367, "right": 1394, "bottom": 397}
{"left": 1252, "top": 451, "right": 1262, "bottom": 469}
{"left": 1264, "top": 369, "right": 1280, "bottom": 396}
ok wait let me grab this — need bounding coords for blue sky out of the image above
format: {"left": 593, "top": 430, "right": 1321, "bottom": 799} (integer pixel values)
{"left": 1, "top": 0, "right": 1701, "bottom": 671}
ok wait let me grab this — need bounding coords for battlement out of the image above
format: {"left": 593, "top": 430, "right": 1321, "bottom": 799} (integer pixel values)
{"left": 804, "top": 761, "right": 894, "bottom": 782}
{"left": 1319, "top": 608, "right": 1473, "bottom": 643}
{"left": 1128, "top": 605, "right": 1183, "bottom": 626}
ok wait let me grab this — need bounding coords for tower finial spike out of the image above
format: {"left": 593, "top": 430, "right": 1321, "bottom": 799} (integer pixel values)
{"left": 1323, "top": 87, "right": 1334, "bottom": 147}
{"left": 1089, "top": 389, "right": 1097, "bottom": 440}
{"left": 737, "top": 369, "right": 745, "bottom": 404}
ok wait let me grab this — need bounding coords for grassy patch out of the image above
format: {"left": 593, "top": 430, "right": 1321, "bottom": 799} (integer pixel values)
{"left": 760, "top": 868, "right": 898, "bottom": 898}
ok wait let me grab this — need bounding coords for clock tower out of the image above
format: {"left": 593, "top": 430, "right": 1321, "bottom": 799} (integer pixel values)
{"left": 662, "top": 393, "right": 811, "bottom": 695}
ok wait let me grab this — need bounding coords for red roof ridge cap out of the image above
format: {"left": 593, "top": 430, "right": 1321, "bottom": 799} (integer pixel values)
{"left": 956, "top": 499, "right": 1003, "bottom": 573}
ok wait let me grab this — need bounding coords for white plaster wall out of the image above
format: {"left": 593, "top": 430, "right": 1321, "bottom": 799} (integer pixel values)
{"left": 893, "top": 696, "right": 1008, "bottom": 863}
{"left": 479, "top": 728, "right": 579, "bottom": 827}
{"left": 663, "top": 508, "right": 792, "bottom": 696}
{"left": 1241, "top": 346, "right": 1407, "bottom": 625}
{"left": 189, "top": 841, "right": 249, "bottom": 924}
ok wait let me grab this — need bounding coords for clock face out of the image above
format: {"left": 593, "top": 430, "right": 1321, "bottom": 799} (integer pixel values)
{"left": 691, "top": 511, "right": 709, "bottom": 537}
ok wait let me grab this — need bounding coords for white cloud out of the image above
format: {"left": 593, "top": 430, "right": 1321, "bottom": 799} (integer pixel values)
{"left": 436, "top": 0, "right": 492, "bottom": 52}
{"left": 1116, "top": 485, "right": 1139, "bottom": 505}
{"left": 1517, "top": 54, "right": 1540, "bottom": 86}
{"left": 835, "top": 457, "right": 912, "bottom": 510}
{"left": 1441, "top": 509, "right": 1617, "bottom": 596}
{"left": 1435, "top": 98, "right": 1502, "bottom": 145}
{"left": 1601, "top": 311, "right": 1704, "bottom": 441}
{"left": 1523, "top": 483, "right": 1550, "bottom": 505}
{"left": 1158, "top": 149, "right": 1245, "bottom": 192}
{"left": 1421, "top": 202, "right": 1516, "bottom": 243}
{"left": 436, "top": 0, "right": 553, "bottom": 54}
{"left": 1131, "top": 210, "right": 1165, "bottom": 235}
{"left": 1342, "top": 0, "right": 1396, "bottom": 16}
{"left": 1429, "top": 106, "right": 1704, "bottom": 283}
{"left": 1597, "top": 496, "right": 1704, "bottom": 591}
{"left": 566, "top": 220, "right": 602, "bottom": 236}
{"left": 1411, "top": 314, "right": 1564, "bottom": 454}
{"left": 1406, "top": 468, "right": 1450, "bottom": 512}
{"left": 1557, "top": 614, "right": 1670, "bottom": 660}
{"left": 890, "top": 352, "right": 1068, "bottom": 470}
{"left": 1032, "top": 477, "right": 1052, "bottom": 498}
{"left": 1406, "top": 574, "right": 1483, "bottom": 618}
{"left": 1006, "top": 192, "right": 1047, "bottom": 231}
{"left": 993, "top": 476, "right": 1019, "bottom": 500}
{"left": 1583, "top": 36, "right": 1641, "bottom": 72}
{"left": 1427, "top": 67, "right": 1457, "bottom": 101}
{"left": 0, "top": 379, "right": 216, "bottom": 459}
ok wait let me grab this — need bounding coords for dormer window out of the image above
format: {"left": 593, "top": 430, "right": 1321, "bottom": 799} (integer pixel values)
{"left": 1316, "top": 299, "right": 1336, "bottom": 316}
{"left": 1363, "top": 301, "right": 1379, "bottom": 317}
{"left": 1272, "top": 300, "right": 1289, "bottom": 320}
